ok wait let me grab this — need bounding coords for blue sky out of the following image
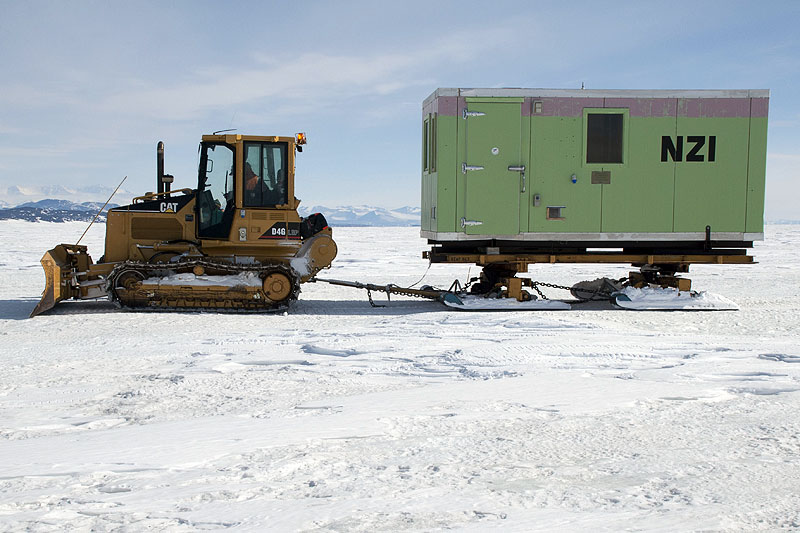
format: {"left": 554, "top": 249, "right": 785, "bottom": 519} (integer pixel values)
{"left": 0, "top": 0, "right": 798, "bottom": 218}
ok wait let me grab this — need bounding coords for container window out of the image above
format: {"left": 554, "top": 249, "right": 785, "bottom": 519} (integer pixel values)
{"left": 586, "top": 113, "right": 623, "bottom": 163}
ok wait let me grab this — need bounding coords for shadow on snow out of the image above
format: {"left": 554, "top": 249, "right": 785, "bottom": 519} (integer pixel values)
{"left": 11, "top": 297, "right": 619, "bottom": 319}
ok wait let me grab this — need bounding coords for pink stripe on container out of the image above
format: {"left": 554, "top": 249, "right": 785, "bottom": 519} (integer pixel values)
{"left": 603, "top": 98, "right": 677, "bottom": 117}
{"left": 524, "top": 97, "right": 604, "bottom": 117}
{"left": 751, "top": 98, "right": 769, "bottom": 118}
{"left": 678, "top": 98, "right": 751, "bottom": 118}
{"left": 437, "top": 96, "right": 459, "bottom": 116}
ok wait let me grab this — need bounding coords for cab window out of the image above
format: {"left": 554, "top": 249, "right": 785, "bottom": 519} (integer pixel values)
{"left": 244, "top": 142, "right": 288, "bottom": 207}
{"left": 198, "top": 143, "right": 235, "bottom": 238}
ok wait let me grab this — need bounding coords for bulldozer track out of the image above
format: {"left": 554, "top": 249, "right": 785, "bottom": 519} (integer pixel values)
{"left": 106, "top": 259, "right": 301, "bottom": 313}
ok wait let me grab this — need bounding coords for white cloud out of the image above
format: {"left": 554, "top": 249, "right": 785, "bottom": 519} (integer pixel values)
{"left": 92, "top": 53, "right": 415, "bottom": 121}
{"left": 94, "top": 27, "right": 510, "bottom": 122}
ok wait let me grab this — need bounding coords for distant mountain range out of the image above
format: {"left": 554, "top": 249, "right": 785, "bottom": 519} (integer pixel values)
{"left": 0, "top": 199, "right": 121, "bottom": 222}
{"left": 2, "top": 184, "right": 134, "bottom": 203}
{"left": 299, "top": 205, "right": 420, "bottom": 227}
{"left": 16, "top": 199, "right": 119, "bottom": 211}
{"left": 0, "top": 184, "right": 132, "bottom": 221}
{"left": 0, "top": 195, "right": 421, "bottom": 226}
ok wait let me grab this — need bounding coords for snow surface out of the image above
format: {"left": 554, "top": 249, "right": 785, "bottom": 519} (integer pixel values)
{"left": 1, "top": 221, "right": 800, "bottom": 531}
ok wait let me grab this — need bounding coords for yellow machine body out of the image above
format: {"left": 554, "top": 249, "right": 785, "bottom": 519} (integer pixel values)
{"left": 32, "top": 134, "right": 336, "bottom": 316}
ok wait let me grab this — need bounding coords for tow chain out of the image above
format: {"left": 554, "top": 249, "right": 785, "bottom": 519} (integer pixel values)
{"left": 530, "top": 281, "right": 557, "bottom": 300}
{"left": 316, "top": 276, "right": 628, "bottom": 308}
{"left": 529, "top": 278, "right": 629, "bottom": 303}
{"left": 368, "top": 284, "right": 448, "bottom": 307}
{"left": 366, "top": 288, "right": 385, "bottom": 307}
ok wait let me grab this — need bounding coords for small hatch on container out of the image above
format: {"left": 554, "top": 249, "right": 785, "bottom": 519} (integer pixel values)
{"left": 547, "top": 206, "right": 566, "bottom": 220}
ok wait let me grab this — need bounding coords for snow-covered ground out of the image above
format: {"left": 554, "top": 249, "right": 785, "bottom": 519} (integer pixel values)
{"left": 1, "top": 221, "right": 799, "bottom": 531}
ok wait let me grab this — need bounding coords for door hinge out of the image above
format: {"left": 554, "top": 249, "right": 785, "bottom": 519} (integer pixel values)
{"left": 460, "top": 217, "right": 483, "bottom": 228}
{"left": 462, "top": 109, "right": 486, "bottom": 119}
{"left": 462, "top": 163, "right": 485, "bottom": 174}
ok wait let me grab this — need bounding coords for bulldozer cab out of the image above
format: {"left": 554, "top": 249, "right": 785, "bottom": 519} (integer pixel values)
{"left": 196, "top": 134, "right": 298, "bottom": 240}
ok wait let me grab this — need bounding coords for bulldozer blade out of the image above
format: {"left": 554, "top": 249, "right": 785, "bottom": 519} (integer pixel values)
{"left": 30, "top": 246, "right": 74, "bottom": 317}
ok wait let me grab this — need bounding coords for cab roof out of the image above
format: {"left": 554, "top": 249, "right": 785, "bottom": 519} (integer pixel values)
{"left": 201, "top": 134, "right": 296, "bottom": 144}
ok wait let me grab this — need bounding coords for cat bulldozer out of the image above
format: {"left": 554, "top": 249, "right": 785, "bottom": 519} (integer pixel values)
{"left": 30, "top": 133, "right": 337, "bottom": 317}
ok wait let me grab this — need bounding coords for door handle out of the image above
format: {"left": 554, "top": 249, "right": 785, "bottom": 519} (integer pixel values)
{"left": 508, "top": 165, "right": 526, "bottom": 192}
{"left": 460, "top": 217, "right": 483, "bottom": 228}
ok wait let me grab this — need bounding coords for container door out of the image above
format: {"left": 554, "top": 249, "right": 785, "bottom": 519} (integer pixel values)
{"left": 463, "top": 101, "right": 522, "bottom": 235}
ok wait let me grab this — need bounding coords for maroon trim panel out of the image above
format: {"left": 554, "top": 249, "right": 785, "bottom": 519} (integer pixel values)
{"left": 522, "top": 97, "right": 604, "bottom": 117}
{"left": 677, "top": 98, "right": 752, "bottom": 118}
{"left": 751, "top": 98, "right": 769, "bottom": 118}
{"left": 428, "top": 96, "right": 462, "bottom": 117}
{"left": 602, "top": 98, "right": 677, "bottom": 117}
{"left": 437, "top": 96, "right": 459, "bottom": 116}
{"left": 433, "top": 95, "right": 768, "bottom": 118}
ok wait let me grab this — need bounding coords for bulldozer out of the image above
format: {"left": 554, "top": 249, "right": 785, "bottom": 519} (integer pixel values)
{"left": 30, "top": 133, "right": 337, "bottom": 317}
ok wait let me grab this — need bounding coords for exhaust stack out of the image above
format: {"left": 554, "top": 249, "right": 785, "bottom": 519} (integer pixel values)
{"left": 157, "top": 141, "right": 173, "bottom": 196}
{"left": 157, "top": 141, "right": 164, "bottom": 194}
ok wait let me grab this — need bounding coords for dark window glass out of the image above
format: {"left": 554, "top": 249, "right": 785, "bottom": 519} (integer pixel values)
{"left": 586, "top": 114, "right": 623, "bottom": 164}
{"left": 244, "top": 142, "right": 288, "bottom": 207}
{"left": 198, "top": 143, "right": 235, "bottom": 238}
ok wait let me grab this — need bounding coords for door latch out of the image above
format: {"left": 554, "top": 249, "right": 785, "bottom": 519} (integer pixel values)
{"left": 508, "top": 165, "right": 526, "bottom": 192}
{"left": 462, "top": 163, "right": 485, "bottom": 174}
{"left": 462, "top": 109, "right": 486, "bottom": 119}
{"left": 460, "top": 217, "right": 483, "bottom": 228}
